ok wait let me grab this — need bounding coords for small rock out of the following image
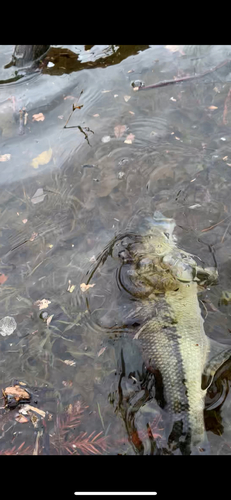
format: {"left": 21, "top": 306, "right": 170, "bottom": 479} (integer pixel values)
{"left": 0, "top": 316, "right": 17, "bottom": 336}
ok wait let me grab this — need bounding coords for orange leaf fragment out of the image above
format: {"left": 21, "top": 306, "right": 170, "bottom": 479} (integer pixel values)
{"left": 32, "top": 113, "right": 45, "bottom": 122}
{"left": 124, "top": 133, "right": 135, "bottom": 144}
{"left": 4, "top": 385, "right": 30, "bottom": 401}
{"left": 80, "top": 283, "right": 95, "bottom": 292}
{"left": 0, "top": 274, "right": 8, "bottom": 285}
{"left": 15, "top": 415, "right": 29, "bottom": 423}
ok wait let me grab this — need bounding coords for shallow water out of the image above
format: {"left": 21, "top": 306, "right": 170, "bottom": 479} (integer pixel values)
{"left": 1, "top": 45, "right": 231, "bottom": 455}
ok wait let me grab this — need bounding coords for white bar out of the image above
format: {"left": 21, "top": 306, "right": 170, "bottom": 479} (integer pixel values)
{"left": 74, "top": 493, "right": 157, "bottom": 496}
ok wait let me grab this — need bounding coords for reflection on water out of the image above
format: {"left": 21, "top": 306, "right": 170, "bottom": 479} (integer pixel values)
{"left": 0, "top": 45, "right": 231, "bottom": 454}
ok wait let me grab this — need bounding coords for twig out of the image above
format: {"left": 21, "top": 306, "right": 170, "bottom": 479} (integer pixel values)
{"left": 138, "top": 59, "right": 231, "bottom": 91}
{"left": 221, "top": 220, "right": 231, "bottom": 243}
{"left": 201, "top": 215, "right": 231, "bottom": 233}
{"left": 223, "top": 88, "right": 231, "bottom": 125}
{"left": 64, "top": 89, "right": 83, "bottom": 128}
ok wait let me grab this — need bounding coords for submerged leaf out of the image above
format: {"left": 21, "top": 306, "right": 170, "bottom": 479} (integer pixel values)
{"left": 124, "top": 133, "right": 135, "bottom": 144}
{"left": 0, "top": 154, "right": 11, "bottom": 162}
{"left": 34, "top": 299, "right": 51, "bottom": 310}
{"left": 0, "top": 274, "right": 8, "bottom": 285}
{"left": 114, "top": 125, "right": 127, "bottom": 138}
{"left": 31, "top": 188, "right": 46, "bottom": 204}
{"left": 80, "top": 283, "right": 95, "bottom": 292}
{"left": 124, "top": 95, "right": 131, "bottom": 102}
{"left": 32, "top": 113, "right": 45, "bottom": 122}
{"left": 31, "top": 148, "right": 52, "bottom": 169}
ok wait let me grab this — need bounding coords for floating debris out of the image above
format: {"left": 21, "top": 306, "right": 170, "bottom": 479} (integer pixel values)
{"left": 80, "top": 283, "right": 95, "bottom": 292}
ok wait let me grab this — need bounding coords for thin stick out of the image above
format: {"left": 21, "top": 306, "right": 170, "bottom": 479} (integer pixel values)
{"left": 201, "top": 215, "right": 231, "bottom": 233}
{"left": 138, "top": 59, "right": 231, "bottom": 91}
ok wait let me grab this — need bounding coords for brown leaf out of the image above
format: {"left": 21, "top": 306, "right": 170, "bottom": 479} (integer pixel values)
{"left": 114, "top": 125, "right": 127, "bottom": 138}
{"left": 31, "top": 148, "right": 52, "bottom": 169}
{"left": 0, "top": 154, "right": 11, "bottom": 162}
{"left": 34, "top": 299, "right": 51, "bottom": 310}
{"left": 223, "top": 156, "right": 228, "bottom": 161}
{"left": 208, "top": 106, "right": 218, "bottom": 110}
{"left": 4, "top": 385, "right": 30, "bottom": 401}
{"left": 80, "top": 283, "right": 95, "bottom": 292}
{"left": 32, "top": 113, "right": 45, "bottom": 122}
{"left": 0, "top": 274, "right": 8, "bottom": 285}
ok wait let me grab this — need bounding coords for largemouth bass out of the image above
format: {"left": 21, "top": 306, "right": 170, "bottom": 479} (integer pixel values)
{"left": 87, "top": 212, "right": 231, "bottom": 455}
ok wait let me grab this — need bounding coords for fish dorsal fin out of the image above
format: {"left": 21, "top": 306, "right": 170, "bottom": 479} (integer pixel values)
{"left": 202, "top": 337, "right": 231, "bottom": 390}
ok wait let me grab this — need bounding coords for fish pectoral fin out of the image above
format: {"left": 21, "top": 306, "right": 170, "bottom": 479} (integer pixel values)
{"left": 202, "top": 338, "right": 231, "bottom": 390}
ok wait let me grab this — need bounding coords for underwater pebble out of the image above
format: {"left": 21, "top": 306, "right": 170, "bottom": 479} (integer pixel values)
{"left": 0, "top": 316, "right": 17, "bottom": 336}
{"left": 101, "top": 136, "right": 111, "bottom": 143}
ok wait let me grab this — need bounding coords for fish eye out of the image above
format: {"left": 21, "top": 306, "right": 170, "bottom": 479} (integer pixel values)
{"left": 164, "top": 232, "right": 170, "bottom": 239}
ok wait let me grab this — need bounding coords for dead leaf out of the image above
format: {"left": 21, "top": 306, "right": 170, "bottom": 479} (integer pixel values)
{"left": 15, "top": 415, "right": 29, "bottom": 423}
{"left": 64, "top": 95, "right": 75, "bottom": 100}
{"left": 223, "top": 156, "right": 228, "bottom": 161}
{"left": 31, "top": 188, "right": 46, "bottom": 204}
{"left": 34, "top": 299, "right": 51, "bottom": 310}
{"left": 0, "top": 154, "right": 11, "bottom": 162}
{"left": 208, "top": 106, "right": 218, "bottom": 110}
{"left": 101, "top": 90, "right": 111, "bottom": 93}
{"left": 0, "top": 274, "right": 8, "bottom": 285}
{"left": 31, "top": 148, "right": 52, "bottom": 169}
{"left": 124, "top": 133, "right": 135, "bottom": 144}
{"left": 22, "top": 219, "right": 27, "bottom": 224}
{"left": 213, "top": 87, "right": 220, "bottom": 93}
{"left": 129, "top": 111, "right": 135, "bottom": 115}
{"left": 63, "top": 360, "right": 76, "bottom": 366}
{"left": 58, "top": 115, "right": 63, "bottom": 119}
{"left": 29, "top": 232, "right": 38, "bottom": 242}
{"left": 93, "top": 114, "right": 99, "bottom": 117}
{"left": 170, "top": 97, "right": 177, "bottom": 102}
{"left": 46, "top": 314, "right": 54, "bottom": 326}
{"left": 22, "top": 404, "right": 46, "bottom": 418}
{"left": 97, "top": 346, "right": 106, "bottom": 357}
{"left": 32, "top": 113, "right": 45, "bottom": 122}
{"left": 114, "top": 125, "right": 127, "bottom": 138}
{"left": 80, "top": 283, "right": 95, "bottom": 292}
{"left": 227, "top": 163, "right": 231, "bottom": 167}
{"left": 4, "top": 385, "right": 30, "bottom": 402}
{"left": 133, "top": 87, "right": 139, "bottom": 92}
{"left": 124, "top": 95, "right": 131, "bottom": 102}
{"left": 175, "top": 136, "right": 180, "bottom": 140}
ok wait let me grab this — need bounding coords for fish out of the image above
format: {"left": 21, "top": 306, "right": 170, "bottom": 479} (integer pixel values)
{"left": 87, "top": 212, "right": 231, "bottom": 455}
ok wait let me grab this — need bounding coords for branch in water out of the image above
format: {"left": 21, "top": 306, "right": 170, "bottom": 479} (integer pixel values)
{"left": 138, "top": 59, "right": 231, "bottom": 91}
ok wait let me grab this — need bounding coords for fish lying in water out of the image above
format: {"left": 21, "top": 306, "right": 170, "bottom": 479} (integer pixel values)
{"left": 87, "top": 212, "right": 231, "bottom": 455}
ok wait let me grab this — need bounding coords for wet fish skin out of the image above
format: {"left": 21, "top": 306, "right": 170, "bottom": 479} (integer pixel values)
{"left": 119, "top": 214, "right": 220, "bottom": 454}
